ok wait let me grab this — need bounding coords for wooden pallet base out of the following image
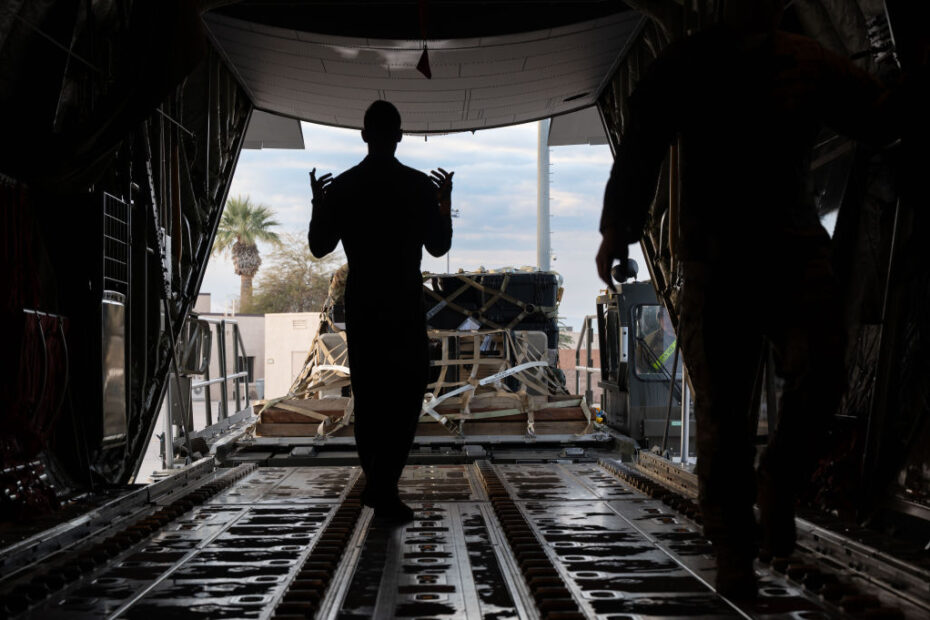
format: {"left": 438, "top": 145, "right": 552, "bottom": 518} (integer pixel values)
{"left": 256, "top": 329, "right": 592, "bottom": 439}
{"left": 255, "top": 419, "right": 590, "bottom": 438}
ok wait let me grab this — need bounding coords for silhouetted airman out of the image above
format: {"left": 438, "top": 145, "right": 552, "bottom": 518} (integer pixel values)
{"left": 309, "top": 100, "right": 453, "bottom": 523}
{"left": 597, "top": 0, "right": 912, "bottom": 598}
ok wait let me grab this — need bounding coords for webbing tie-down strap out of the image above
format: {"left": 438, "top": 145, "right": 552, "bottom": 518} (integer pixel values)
{"left": 420, "top": 360, "right": 550, "bottom": 434}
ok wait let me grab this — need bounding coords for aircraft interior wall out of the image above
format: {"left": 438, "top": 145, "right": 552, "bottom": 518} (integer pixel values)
{"left": 1, "top": 1, "right": 253, "bottom": 518}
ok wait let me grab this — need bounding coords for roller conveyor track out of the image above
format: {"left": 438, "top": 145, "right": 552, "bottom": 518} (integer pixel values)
{"left": 2, "top": 461, "right": 926, "bottom": 619}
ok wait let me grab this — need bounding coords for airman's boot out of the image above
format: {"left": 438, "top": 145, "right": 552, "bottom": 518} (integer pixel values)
{"left": 714, "top": 546, "right": 758, "bottom": 600}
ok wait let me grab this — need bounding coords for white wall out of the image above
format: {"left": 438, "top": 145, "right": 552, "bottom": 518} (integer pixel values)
{"left": 264, "top": 312, "right": 323, "bottom": 399}
{"left": 193, "top": 292, "right": 211, "bottom": 314}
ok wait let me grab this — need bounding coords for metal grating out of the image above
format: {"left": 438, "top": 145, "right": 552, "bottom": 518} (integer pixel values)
{"left": 8, "top": 464, "right": 925, "bottom": 618}
{"left": 102, "top": 193, "right": 130, "bottom": 296}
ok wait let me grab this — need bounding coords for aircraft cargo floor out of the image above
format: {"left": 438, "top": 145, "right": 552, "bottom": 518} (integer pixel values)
{"left": 2, "top": 462, "right": 925, "bottom": 619}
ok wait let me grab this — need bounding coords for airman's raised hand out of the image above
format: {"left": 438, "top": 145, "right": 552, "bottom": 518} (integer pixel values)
{"left": 309, "top": 168, "right": 333, "bottom": 203}
{"left": 430, "top": 168, "right": 454, "bottom": 215}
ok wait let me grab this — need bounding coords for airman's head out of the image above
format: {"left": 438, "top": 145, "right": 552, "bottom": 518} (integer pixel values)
{"left": 362, "top": 100, "right": 403, "bottom": 150}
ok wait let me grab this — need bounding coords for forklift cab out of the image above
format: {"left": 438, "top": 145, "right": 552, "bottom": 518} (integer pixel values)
{"left": 596, "top": 281, "right": 695, "bottom": 455}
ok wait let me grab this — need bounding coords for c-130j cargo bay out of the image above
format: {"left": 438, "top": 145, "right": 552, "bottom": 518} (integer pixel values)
{"left": 2, "top": 1, "right": 930, "bottom": 618}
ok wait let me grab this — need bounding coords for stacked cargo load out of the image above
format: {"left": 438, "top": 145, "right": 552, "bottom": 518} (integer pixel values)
{"left": 423, "top": 268, "right": 563, "bottom": 362}
{"left": 256, "top": 328, "right": 591, "bottom": 439}
{"left": 321, "top": 267, "right": 564, "bottom": 365}
{"left": 256, "top": 268, "right": 590, "bottom": 439}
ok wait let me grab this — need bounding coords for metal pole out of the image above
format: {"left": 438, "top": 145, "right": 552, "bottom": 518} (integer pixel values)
{"left": 575, "top": 320, "right": 586, "bottom": 396}
{"left": 668, "top": 143, "right": 679, "bottom": 275}
{"left": 237, "top": 327, "right": 251, "bottom": 408}
{"left": 680, "top": 364, "right": 691, "bottom": 463}
{"left": 863, "top": 197, "right": 902, "bottom": 489}
{"left": 661, "top": 346, "right": 681, "bottom": 454}
{"left": 585, "top": 316, "right": 594, "bottom": 405}
{"left": 164, "top": 311, "right": 195, "bottom": 465}
{"left": 203, "top": 364, "right": 213, "bottom": 427}
{"left": 163, "top": 400, "right": 174, "bottom": 469}
{"left": 218, "top": 321, "right": 229, "bottom": 420}
{"left": 233, "top": 323, "right": 242, "bottom": 411}
{"left": 764, "top": 344, "right": 777, "bottom": 434}
{"left": 537, "top": 118, "right": 551, "bottom": 272}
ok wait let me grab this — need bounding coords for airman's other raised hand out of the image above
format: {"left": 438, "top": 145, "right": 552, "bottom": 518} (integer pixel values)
{"left": 309, "top": 168, "right": 333, "bottom": 203}
{"left": 430, "top": 168, "right": 454, "bottom": 215}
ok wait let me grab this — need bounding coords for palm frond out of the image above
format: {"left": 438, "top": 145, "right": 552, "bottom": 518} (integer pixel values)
{"left": 212, "top": 194, "right": 281, "bottom": 255}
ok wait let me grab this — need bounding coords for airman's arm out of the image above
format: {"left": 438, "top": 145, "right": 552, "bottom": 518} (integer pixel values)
{"left": 425, "top": 169, "right": 453, "bottom": 257}
{"left": 598, "top": 53, "right": 678, "bottom": 288}
{"left": 308, "top": 168, "right": 340, "bottom": 258}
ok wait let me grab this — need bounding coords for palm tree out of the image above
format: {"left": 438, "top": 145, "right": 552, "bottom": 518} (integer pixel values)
{"left": 213, "top": 195, "right": 281, "bottom": 311}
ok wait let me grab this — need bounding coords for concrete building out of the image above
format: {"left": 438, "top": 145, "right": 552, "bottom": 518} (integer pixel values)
{"left": 263, "top": 312, "right": 323, "bottom": 399}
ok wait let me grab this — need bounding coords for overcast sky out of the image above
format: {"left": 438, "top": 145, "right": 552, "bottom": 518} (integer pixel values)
{"left": 201, "top": 120, "right": 647, "bottom": 331}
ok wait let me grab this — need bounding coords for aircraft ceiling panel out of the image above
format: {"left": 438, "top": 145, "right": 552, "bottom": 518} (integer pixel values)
{"left": 482, "top": 115, "right": 520, "bottom": 128}
{"left": 523, "top": 45, "right": 619, "bottom": 72}
{"left": 252, "top": 89, "right": 371, "bottom": 113}
{"left": 458, "top": 58, "right": 528, "bottom": 78}
{"left": 320, "top": 58, "right": 395, "bottom": 79}
{"left": 204, "top": 10, "right": 643, "bottom": 133}
{"left": 548, "top": 106, "right": 608, "bottom": 146}
{"left": 243, "top": 110, "right": 305, "bottom": 150}
{"left": 383, "top": 89, "right": 468, "bottom": 103}
{"left": 471, "top": 66, "right": 605, "bottom": 96}
{"left": 387, "top": 58, "right": 463, "bottom": 79}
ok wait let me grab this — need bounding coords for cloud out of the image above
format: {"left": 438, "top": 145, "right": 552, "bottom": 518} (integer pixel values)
{"left": 550, "top": 189, "right": 600, "bottom": 219}
{"left": 551, "top": 147, "right": 614, "bottom": 167}
{"left": 199, "top": 254, "right": 246, "bottom": 312}
{"left": 201, "top": 119, "right": 626, "bottom": 326}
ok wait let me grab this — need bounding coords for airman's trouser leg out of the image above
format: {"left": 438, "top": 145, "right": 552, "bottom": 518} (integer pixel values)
{"left": 348, "top": 321, "right": 427, "bottom": 507}
{"left": 679, "top": 263, "right": 763, "bottom": 557}
{"left": 680, "top": 255, "right": 846, "bottom": 565}
{"left": 380, "top": 331, "right": 429, "bottom": 497}
{"left": 757, "top": 257, "right": 846, "bottom": 556}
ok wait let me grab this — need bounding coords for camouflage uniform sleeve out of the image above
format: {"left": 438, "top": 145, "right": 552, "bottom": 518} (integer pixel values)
{"left": 600, "top": 50, "right": 680, "bottom": 242}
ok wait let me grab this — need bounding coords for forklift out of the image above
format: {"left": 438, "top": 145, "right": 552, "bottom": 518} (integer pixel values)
{"left": 595, "top": 262, "right": 695, "bottom": 457}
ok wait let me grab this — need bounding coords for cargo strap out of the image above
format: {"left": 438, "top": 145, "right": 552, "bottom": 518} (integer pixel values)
{"left": 421, "top": 395, "right": 591, "bottom": 437}
{"left": 578, "top": 398, "right": 594, "bottom": 436}
{"left": 424, "top": 329, "right": 569, "bottom": 436}
{"left": 421, "top": 360, "right": 550, "bottom": 434}
{"left": 290, "top": 333, "right": 349, "bottom": 394}
{"left": 319, "top": 396, "right": 353, "bottom": 439}
{"left": 258, "top": 332, "right": 352, "bottom": 437}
